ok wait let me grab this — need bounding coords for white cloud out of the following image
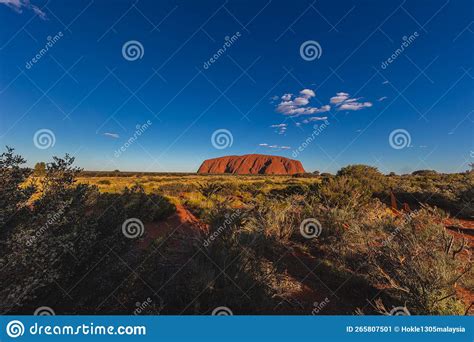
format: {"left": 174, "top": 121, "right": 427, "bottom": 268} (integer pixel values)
{"left": 344, "top": 98, "right": 359, "bottom": 103}
{"left": 330, "top": 91, "right": 373, "bottom": 111}
{"left": 299, "top": 88, "right": 315, "bottom": 98}
{"left": 275, "top": 88, "right": 330, "bottom": 117}
{"left": 378, "top": 96, "right": 387, "bottom": 101}
{"left": 0, "top": 0, "right": 47, "bottom": 19}
{"left": 259, "top": 143, "right": 291, "bottom": 150}
{"left": 339, "top": 101, "right": 372, "bottom": 111}
{"left": 382, "top": 80, "right": 389, "bottom": 84}
{"left": 330, "top": 92, "right": 349, "bottom": 104}
{"left": 301, "top": 116, "right": 328, "bottom": 124}
{"left": 103, "top": 132, "right": 119, "bottom": 139}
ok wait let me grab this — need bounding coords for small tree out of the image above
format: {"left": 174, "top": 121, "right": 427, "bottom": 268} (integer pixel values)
{"left": 1, "top": 154, "right": 97, "bottom": 311}
{"left": 0, "top": 147, "right": 35, "bottom": 233}
{"left": 33, "top": 162, "right": 46, "bottom": 176}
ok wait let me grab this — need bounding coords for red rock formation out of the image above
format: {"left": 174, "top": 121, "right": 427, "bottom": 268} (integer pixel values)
{"left": 197, "top": 154, "right": 305, "bottom": 175}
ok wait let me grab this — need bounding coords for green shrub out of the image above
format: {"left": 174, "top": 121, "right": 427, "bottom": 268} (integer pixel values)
{"left": 337, "top": 164, "right": 385, "bottom": 194}
{"left": 317, "top": 176, "right": 372, "bottom": 210}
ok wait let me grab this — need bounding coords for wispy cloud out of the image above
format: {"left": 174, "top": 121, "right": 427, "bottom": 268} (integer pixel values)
{"left": 339, "top": 101, "right": 372, "bottom": 110}
{"left": 275, "top": 88, "right": 330, "bottom": 116}
{"left": 103, "top": 132, "right": 119, "bottom": 139}
{"left": 301, "top": 116, "right": 328, "bottom": 124}
{"left": 0, "top": 0, "right": 47, "bottom": 19}
{"left": 331, "top": 91, "right": 373, "bottom": 111}
{"left": 270, "top": 123, "right": 288, "bottom": 134}
{"left": 259, "top": 143, "right": 291, "bottom": 150}
{"left": 378, "top": 96, "right": 387, "bottom": 101}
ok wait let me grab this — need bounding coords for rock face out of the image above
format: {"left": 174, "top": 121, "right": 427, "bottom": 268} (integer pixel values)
{"left": 197, "top": 154, "right": 305, "bottom": 175}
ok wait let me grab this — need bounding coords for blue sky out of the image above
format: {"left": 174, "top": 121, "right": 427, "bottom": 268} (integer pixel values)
{"left": 0, "top": 0, "right": 473, "bottom": 173}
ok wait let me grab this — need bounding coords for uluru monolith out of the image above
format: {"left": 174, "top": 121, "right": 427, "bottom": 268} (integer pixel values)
{"left": 197, "top": 154, "right": 305, "bottom": 175}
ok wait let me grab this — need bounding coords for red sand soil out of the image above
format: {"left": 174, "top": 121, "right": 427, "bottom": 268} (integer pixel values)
{"left": 197, "top": 154, "right": 305, "bottom": 175}
{"left": 138, "top": 203, "right": 207, "bottom": 250}
{"left": 445, "top": 218, "right": 474, "bottom": 248}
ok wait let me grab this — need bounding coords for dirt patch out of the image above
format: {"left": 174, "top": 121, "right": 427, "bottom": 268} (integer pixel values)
{"left": 138, "top": 203, "right": 207, "bottom": 249}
